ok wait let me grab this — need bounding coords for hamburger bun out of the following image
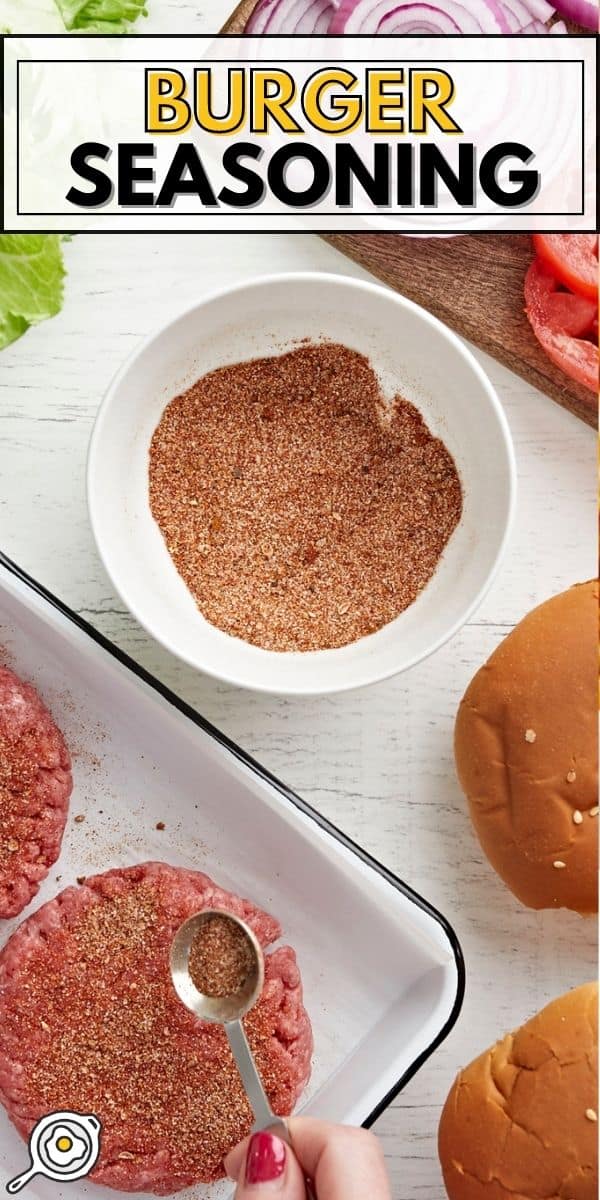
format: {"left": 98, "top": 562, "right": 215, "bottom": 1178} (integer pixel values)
{"left": 439, "top": 982, "right": 598, "bottom": 1200}
{"left": 454, "top": 581, "right": 598, "bottom": 913}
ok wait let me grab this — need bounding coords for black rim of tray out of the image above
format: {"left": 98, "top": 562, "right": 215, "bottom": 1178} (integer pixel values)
{"left": 0, "top": 548, "right": 465, "bottom": 1129}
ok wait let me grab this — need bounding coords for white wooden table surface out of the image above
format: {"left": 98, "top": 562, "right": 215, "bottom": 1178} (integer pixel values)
{"left": 0, "top": 228, "right": 596, "bottom": 1199}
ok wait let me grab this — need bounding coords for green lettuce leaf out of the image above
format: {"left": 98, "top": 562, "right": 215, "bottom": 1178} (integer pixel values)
{"left": 54, "top": 0, "right": 147, "bottom": 32}
{"left": 0, "top": 235, "right": 66, "bottom": 351}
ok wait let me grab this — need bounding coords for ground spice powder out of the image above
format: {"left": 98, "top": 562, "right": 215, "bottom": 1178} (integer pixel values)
{"left": 149, "top": 343, "right": 463, "bottom": 652}
{"left": 189, "top": 915, "right": 254, "bottom": 998}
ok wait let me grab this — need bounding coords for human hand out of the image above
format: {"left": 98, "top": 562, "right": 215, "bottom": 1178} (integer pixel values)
{"left": 224, "top": 1117, "right": 392, "bottom": 1200}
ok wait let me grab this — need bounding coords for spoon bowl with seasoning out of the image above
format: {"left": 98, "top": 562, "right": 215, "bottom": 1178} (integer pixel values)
{"left": 171, "top": 911, "right": 316, "bottom": 1197}
{"left": 171, "top": 909, "right": 264, "bottom": 1025}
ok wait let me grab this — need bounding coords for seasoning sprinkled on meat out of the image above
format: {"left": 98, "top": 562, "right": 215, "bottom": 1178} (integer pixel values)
{"left": 0, "top": 862, "right": 312, "bottom": 1193}
{"left": 0, "top": 664, "right": 72, "bottom": 918}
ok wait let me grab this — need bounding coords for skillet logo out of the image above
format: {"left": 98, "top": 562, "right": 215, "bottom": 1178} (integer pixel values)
{"left": 6, "top": 1112, "right": 102, "bottom": 1193}
{"left": 2, "top": 35, "right": 595, "bottom": 232}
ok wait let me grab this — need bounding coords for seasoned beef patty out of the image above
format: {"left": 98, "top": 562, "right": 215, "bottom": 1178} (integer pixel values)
{"left": 0, "top": 862, "right": 312, "bottom": 1193}
{"left": 0, "top": 664, "right": 72, "bottom": 918}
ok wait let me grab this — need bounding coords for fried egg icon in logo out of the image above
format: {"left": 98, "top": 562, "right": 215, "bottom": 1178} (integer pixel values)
{"left": 6, "top": 1111, "right": 102, "bottom": 1193}
{"left": 43, "top": 1124, "right": 89, "bottom": 1168}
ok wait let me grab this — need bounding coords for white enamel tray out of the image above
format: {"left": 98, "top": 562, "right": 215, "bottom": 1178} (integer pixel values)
{"left": 0, "top": 552, "right": 464, "bottom": 1200}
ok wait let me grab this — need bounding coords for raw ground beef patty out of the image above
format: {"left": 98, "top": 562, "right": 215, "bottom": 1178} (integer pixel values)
{"left": 0, "top": 862, "right": 313, "bottom": 1193}
{"left": 0, "top": 664, "right": 72, "bottom": 918}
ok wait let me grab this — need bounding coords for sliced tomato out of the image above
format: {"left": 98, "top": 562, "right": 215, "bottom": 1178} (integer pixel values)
{"left": 524, "top": 255, "right": 596, "bottom": 337}
{"left": 524, "top": 257, "right": 598, "bottom": 394}
{"left": 532, "top": 234, "right": 598, "bottom": 301}
{"left": 529, "top": 327, "right": 598, "bottom": 394}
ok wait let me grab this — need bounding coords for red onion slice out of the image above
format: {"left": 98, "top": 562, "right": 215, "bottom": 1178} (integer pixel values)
{"left": 245, "top": 0, "right": 279, "bottom": 31}
{"left": 375, "top": 2, "right": 468, "bottom": 31}
{"left": 551, "top": 0, "right": 597, "bottom": 26}
{"left": 493, "top": 0, "right": 538, "bottom": 27}
{"left": 328, "top": 0, "right": 544, "bottom": 31}
{"left": 520, "top": 0, "right": 557, "bottom": 20}
{"left": 303, "top": 0, "right": 337, "bottom": 28}
{"left": 246, "top": 0, "right": 335, "bottom": 32}
{"left": 244, "top": 0, "right": 575, "bottom": 41}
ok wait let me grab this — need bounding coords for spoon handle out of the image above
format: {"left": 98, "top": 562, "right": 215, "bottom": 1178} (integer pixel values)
{"left": 226, "top": 1020, "right": 279, "bottom": 1134}
{"left": 225, "top": 1022, "right": 317, "bottom": 1199}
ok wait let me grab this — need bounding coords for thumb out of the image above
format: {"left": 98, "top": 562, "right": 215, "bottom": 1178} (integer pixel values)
{"left": 227, "top": 1131, "right": 307, "bottom": 1200}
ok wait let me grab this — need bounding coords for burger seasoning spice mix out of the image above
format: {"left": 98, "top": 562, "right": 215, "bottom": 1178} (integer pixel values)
{"left": 189, "top": 916, "right": 255, "bottom": 998}
{"left": 149, "top": 343, "right": 463, "bottom": 652}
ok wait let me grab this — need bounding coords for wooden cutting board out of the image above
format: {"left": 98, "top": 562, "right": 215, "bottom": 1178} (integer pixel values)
{"left": 221, "top": 0, "right": 259, "bottom": 29}
{"left": 322, "top": 235, "right": 595, "bottom": 427}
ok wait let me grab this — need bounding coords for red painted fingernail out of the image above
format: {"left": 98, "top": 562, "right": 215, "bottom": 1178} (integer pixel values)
{"left": 245, "top": 1132, "right": 286, "bottom": 1185}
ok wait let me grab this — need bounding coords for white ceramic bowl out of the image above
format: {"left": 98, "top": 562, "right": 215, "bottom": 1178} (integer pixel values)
{"left": 87, "top": 272, "right": 516, "bottom": 695}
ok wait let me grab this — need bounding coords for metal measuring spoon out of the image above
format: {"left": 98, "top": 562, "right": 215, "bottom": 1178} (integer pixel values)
{"left": 170, "top": 909, "right": 316, "bottom": 1197}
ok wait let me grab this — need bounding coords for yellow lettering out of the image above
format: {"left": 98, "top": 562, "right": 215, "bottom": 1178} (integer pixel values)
{"left": 194, "top": 68, "right": 245, "bottom": 134}
{"left": 251, "top": 71, "right": 301, "bottom": 134}
{"left": 146, "top": 70, "right": 192, "bottom": 134}
{"left": 410, "top": 70, "right": 462, "bottom": 134}
{"left": 302, "top": 69, "right": 362, "bottom": 134}
{"left": 366, "top": 70, "right": 404, "bottom": 133}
